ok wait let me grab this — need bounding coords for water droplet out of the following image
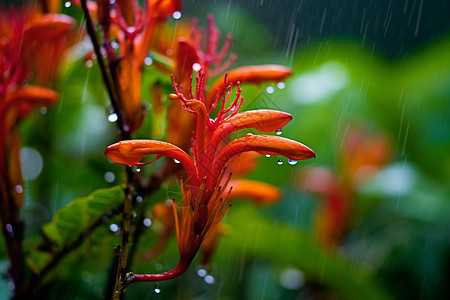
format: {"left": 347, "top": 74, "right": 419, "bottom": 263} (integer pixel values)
{"left": 275, "top": 129, "right": 282, "bottom": 135}
{"left": 172, "top": 11, "right": 182, "bottom": 20}
{"left": 15, "top": 185, "right": 23, "bottom": 194}
{"left": 136, "top": 167, "right": 141, "bottom": 173}
{"left": 280, "top": 268, "right": 305, "bottom": 290}
{"left": 64, "top": 1, "right": 71, "bottom": 8}
{"left": 277, "top": 158, "right": 283, "bottom": 165}
{"left": 265, "top": 154, "right": 271, "bottom": 158}
{"left": 109, "top": 0, "right": 116, "bottom": 4}
{"left": 277, "top": 82, "right": 286, "bottom": 89}
{"left": 154, "top": 285, "right": 161, "bottom": 294}
{"left": 109, "top": 224, "right": 119, "bottom": 233}
{"left": 173, "top": 159, "right": 180, "bottom": 164}
{"left": 266, "top": 86, "right": 275, "bottom": 94}
{"left": 104, "top": 172, "right": 115, "bottom": 183}
{"left": 192, "top": 63, "right": 201, "bottom": 72}
{"left": 107, "top": 113, "right": 118, "bottom": 122}
{"left": 20, "top": 147, "right": 43, "bottom": 180}
{"left": 40, "top": 106, "right": 47, "bottom": 115}
{"left": 197, "top": 268, "right": 207, "bottom": 277}
{"left": 288, "top": 159, "right": 298, "bottom": 165}
{"left": 85, "top": 60, "right": 93, "bottom": 68}
{"left": 8, "top": 281, "right": 15, "bottom": 291}
{"left": 132, "top": 212, "right": 137, "bottom": 218}
{"left": 6, "top": 224, "right": 14, "bottom": 237}
{"left": 136, "top": 196, "right": 143, "bottom": 203}
{"left": 144, "top": 56, "right": 153, "bottom": 66}
{"left": 204, "top": 274, "right": 215, "bottom": 284}
{"left": 155, "top": 263, "right": 163, "bottom": 271}
{"left": 111, "top": 41, "right": 119, "bottom": 49}
{"left": 143, "top": 218, "right": 152, "bottom": 227}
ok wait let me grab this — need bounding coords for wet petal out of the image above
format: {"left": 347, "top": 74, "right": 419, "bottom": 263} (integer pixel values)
{"left": 4, "top": 86, "right": 59, "bottom": 119}
{"left": 214, "top": 135, "right": 315, "bottom": 175}
{"left": 211, "top": 110, "right": 292, "bottom": 150}
{"left": 206, "top": 65, "right": 292, "bottom": 109}
{"left": 105, "top": 140, "right": 198, "bottom": 184}
{"left": 229, "top": 179, "right": 281, "bottom": 205}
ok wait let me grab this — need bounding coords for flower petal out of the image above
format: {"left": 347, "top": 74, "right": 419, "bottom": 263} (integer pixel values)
{"left": 105, "top": 140, "right": 198, "bottom": 184}
{"left": 228, "top": 179, "right": 281, "bottom": 205}
{"left": 210, "top": 110, "right": 292, "bottom": 151}
{"left": 2, "top": 86, "right": 59, "bottom": 120}
{"left": 206, "top": 65, "right": 292, "bottom": 109}
{"left": 213, "top": 134, "right": 315, "bottom": 175}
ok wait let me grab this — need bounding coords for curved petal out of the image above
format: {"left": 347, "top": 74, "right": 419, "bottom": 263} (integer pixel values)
{"left": 105, "top": 140, "right": 198, "bottom": 184}
{"left": 228, "top": 179, "right": 281, "bottom": 205}
{"left": 2, "top": 86, "right": 59, "bottom": 121}
{"left": 210, "top": 110, "right": 292, "bottom": 151}
{"left": 206, "top": 65, "right": 292, "bottom": 109}
{"left": 213, "top": 134, "right": 315, "bottom": 176}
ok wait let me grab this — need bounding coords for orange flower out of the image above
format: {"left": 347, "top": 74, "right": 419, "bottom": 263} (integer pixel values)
{"left": 166, "top": 16, "right": 292, "bottom": 149}
{"left": 105, "top": 72, "right": 315, "bottom": 281}
{"left": 80, "top": 0, "right": 182, "bottom": 133}
{"left": 0, "top": 6, "right": 73, "bottom": 210}
{"left": 298, "top": 127, "right": 392, "bottom": 249}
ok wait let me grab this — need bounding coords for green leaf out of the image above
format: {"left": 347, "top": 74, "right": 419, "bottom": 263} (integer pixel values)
{"left": 42, "top": 185, "right": 125, "bottom": 249}
{"left": 224, "top": 205, "right": 391, "bottom": 300}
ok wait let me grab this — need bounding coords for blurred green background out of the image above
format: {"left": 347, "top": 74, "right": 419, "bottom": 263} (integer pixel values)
{"left": 1, "top": 0, "right": 450, "bottom": 299}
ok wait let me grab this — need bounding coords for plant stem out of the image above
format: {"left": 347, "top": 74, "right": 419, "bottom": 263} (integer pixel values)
{"left": 80, "top": 0, "right": 129, "bottom": 139}
{"left": 0, "top": 168, "right": 26, "bottom": 299}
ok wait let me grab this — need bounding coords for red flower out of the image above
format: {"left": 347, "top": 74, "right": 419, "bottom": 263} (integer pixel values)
{"left": 105, "top": 73, "right": 315, "bottom": 281}
{"left": 0, "top": 6, "right": 73, "bottom": 209}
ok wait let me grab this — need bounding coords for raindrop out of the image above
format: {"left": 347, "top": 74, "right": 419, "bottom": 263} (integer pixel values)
{"left": 143, "top": 218, "right": 152, "bottom": 227}
{"left": 204, "top": 275, "right": 215, "bottom": 284}
{"left": 288, "top": 159, "right": 298, "bottom": 165}
{"left": 275, "top": 129, "right": 282, "bottom": 135}
{"left": 280, "top": 268, "right": 305, "bottom": 290}
{"left": 40, "top": 106, "right": 47, "bottom": 115}
{"left": 15, "top": 185, "right": 23, "bottom": 194}
{"left": 172, "top": 11, "right": 182, "bottom": 20}
{"left": 6, "top": 224, "right": 14, "bottom": 237}
{"left": 64, "top": 1, "right": 71, "bottom": 8}
{"left": 197, "top": 268, "right": 207, "bottom": 277}
{"left": 154, "top": 285, "right": 161, "bottom": 294}
{"left": 109, "top": 224, "right": 119, "bottom": 233}
{"left": 20, "top": 147, "right": 43, "bottom": 180}
{"left": 132, "top": 212, "right": 137, "bottom": 218}
{"left": 277, "top": 82, "right": 286, "bottom": 89}
{"left": 277, "top": 159, "right": 283, "bottom": 165}
{"left": 8, "top": 281, "right": 15, "bottom": 291}
{"left": 104, "top": 172, "right": 115, "bottom": 183}
{"left": 144, "top": 56, "right": 153, "bottom": 66}
{"left": 111, "top": 41, "right": 119, "bottom": 49}
{"left": 173, "top": 158, "right": 180, "bottom": 164}
{"left": 136, "top": 195, "right": 143, "bottom": 203}
{"left": 192, "top": 63, "right": 201, "bottom": 72}
{"left": 85, "top": 60, "right": 93, "bottom": 68}
{"left": 136, "top": 167, "right": 141, "bottom": 173}
{"left": 265, "top": 154, "right": 271, "bottom": 158}
{"left": 266, "top": 86, "right": 275, "bottom": 94}
{"left": 107, "top": 113, "right": 118, "bottom": 122}
{"left": 109, "top": 0, "right": 115, "bottom": 4}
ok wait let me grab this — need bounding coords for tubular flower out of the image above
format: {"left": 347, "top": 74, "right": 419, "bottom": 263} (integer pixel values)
{"left": 80, "top": 0, "right": 182, "bottom": 133}
{"left": 297, "top": 127, "right": 392, "bottom": 249}
{"left": 0, "top": 6, "right": 73, "bottom": 211}
{"left": 105, "top": 73, "right": 315, "bottom": 282}
{"left": 166, "top": 15, "right": 292, "bottom": 149}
